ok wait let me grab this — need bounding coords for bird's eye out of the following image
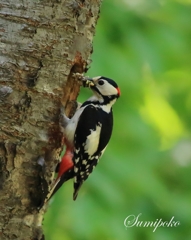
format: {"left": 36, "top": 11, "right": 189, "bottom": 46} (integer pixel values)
{"left": 98, "top": 80, "right": 104, "bottom": 85}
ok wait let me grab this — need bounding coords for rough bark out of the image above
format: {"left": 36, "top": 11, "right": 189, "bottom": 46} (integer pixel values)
{"left": 0, "top": 0, "right": 101, "bottom": 239}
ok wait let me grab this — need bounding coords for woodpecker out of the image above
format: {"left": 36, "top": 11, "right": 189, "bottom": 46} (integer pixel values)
{"left": 46, "top": 76, "right": 120, "bottom": 202}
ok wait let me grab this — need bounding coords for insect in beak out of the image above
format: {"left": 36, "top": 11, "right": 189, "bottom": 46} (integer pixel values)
{"left": 72, "top": 73, "right": 95, "bottom": 88}
{"left": 82, "top": 78, "right": 95, "bottom": 88}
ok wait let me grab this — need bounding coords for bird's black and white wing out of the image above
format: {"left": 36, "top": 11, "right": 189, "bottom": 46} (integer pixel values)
{"left": 72, "top": 104, "right": 113, "bottom": 200}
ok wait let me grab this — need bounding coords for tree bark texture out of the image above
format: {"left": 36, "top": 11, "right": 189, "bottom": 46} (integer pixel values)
{"left": 0, "top": 0, "right": 101, "bottom": 239}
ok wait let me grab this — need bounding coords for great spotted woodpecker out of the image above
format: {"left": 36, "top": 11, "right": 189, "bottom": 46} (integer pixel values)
{"left": 46, "top": 76, "right": 120, "bottom": 202}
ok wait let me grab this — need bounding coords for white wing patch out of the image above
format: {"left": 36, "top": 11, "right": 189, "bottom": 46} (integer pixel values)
{"left": 82, "top": 160, "right": 87, "bottom": 165}
{"left": 84, "top": 124, "right": 102, "bottom": 156}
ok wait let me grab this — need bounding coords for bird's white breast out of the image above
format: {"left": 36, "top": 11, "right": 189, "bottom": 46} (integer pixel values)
{"left": 64, "top": 106, "right": 86, "bottom": 145}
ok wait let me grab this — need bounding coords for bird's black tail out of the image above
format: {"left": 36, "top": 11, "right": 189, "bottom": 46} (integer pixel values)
{"left": 41, "top": 169, "right": 74, "bottom": 207}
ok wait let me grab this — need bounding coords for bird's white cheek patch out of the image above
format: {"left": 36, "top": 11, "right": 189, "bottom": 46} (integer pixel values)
{"left": 84, "top": 125, "right": 102, "bottom": 156}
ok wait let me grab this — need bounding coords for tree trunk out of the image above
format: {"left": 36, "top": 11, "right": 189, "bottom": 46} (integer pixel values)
{"left": 0, "top": 0, "right": 101, "bottom": 239}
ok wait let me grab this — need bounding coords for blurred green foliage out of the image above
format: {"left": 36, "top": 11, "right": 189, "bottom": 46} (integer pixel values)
{"left": 44, "top": 0, "right": 191, "bottom": 239}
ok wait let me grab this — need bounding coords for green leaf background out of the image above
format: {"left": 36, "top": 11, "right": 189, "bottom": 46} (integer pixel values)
{"left": 44, "top": 0, "right": 191, "bottom": 239}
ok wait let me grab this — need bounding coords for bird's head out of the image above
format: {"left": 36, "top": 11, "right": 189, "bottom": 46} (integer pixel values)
{"left": 84, "top": 76, "right": 120, "bottom": 100}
